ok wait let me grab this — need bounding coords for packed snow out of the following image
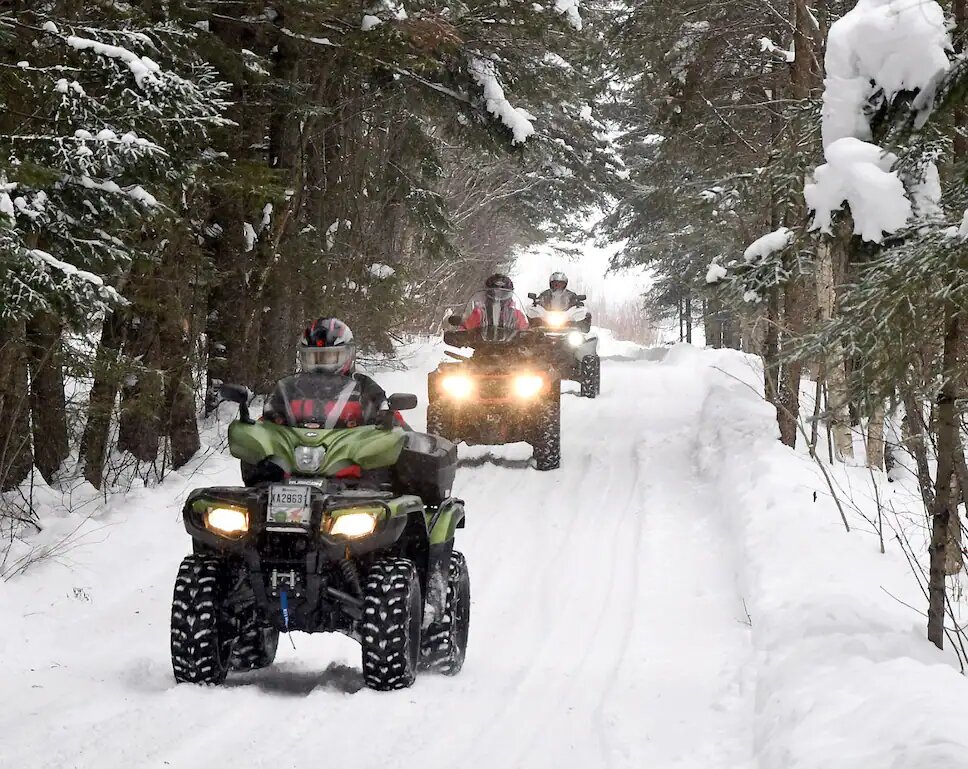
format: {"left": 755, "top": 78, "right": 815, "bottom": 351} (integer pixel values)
{"left": 3, "top": 339, "right": 965, "bottom": 768}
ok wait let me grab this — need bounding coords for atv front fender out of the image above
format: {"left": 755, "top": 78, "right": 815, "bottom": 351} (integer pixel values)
{"left": 428, "top": 497, "right": 465, "bottom": 545}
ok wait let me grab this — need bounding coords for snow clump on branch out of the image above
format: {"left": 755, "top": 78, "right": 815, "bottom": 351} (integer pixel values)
{"left": 743, "top": 227, "right": 793, "bottom": 263}
{"left": 805, "top": 137, "right": 911, "bottom": 241}
{"left": 65, "top": 34, "right": 162, "bottom": 88}
{"left": 822, "top": 0, "right": 950, "bottom": 147}
{"left": 468, "top": 57, "right": 536, "bottom": 144}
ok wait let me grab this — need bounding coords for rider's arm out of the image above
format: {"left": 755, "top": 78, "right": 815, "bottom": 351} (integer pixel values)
{"left": 460, "top": 306, "right": 483, "bottom": 330}
{"left": 355, "top": 373, "right": 388, "bottom": 408}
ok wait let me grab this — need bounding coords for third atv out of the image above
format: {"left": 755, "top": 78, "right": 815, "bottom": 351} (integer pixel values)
{"left": 526, "top": 292, "right": 601, "bottom": 398}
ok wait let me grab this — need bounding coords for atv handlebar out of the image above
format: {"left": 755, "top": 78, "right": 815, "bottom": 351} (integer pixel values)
{"left": 443, "top": 328, "right": 547, "bottom": 350}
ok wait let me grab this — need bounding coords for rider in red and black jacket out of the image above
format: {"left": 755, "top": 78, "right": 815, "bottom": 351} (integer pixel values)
{"left": 460, "top": 274, "right": 529, "bottom": 331}
{"left": 264, "top": 318, "right": 407, "bottom": 429}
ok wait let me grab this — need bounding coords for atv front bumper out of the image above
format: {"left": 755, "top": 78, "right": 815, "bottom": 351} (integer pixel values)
{"left": 440, "top": 404, "right": 541, "bottom": 445}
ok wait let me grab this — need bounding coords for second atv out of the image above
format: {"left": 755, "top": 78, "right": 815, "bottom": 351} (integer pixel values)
{"left": 427, "top": 289, "right": 561, "bottom": 471}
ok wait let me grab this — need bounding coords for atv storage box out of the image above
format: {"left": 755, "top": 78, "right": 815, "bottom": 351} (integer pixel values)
{"left": 393, "top": 431, "right": 458, "bottom": 505}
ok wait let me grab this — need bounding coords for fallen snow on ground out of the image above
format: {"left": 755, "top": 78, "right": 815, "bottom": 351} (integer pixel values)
{"left": 2, "top": 340, "right": 965, "bottom": 768}
{"left": 694, "top": 347, "right": 968, "bottom": 769}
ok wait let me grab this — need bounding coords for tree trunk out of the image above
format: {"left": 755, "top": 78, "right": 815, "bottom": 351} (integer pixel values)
{"left": 25, "top": 313, "right": 69, "bottom": 483}
{"left": 927, "top": 300, "right": 961, "bottom": 649}
{"left": 80, "top": 311, "right": 128, "bottom": 488}
{"left": 763, "top": 284, "right": 781, "bottom": 410}
{"left": 777, "top": 263, "right": 807, "bottom": 448}
{"left": 705, "top": 293, "right": 725, "bottom": 349}
{"left": 0, "top": 323, "right": 33, "bottom": 491}
{"left": 117, "top": 313, "right": 163, "bottom": 463}
{"left": 684, "top": 289, "right": 693, "bottom": 344}
{"left": 815, "top": 238, "right": 853, "bottom": 460}
{"left": 866, "top": 400, "right": 885, "bottom": 470}
{"left": 257, "top": 269, "right": 297, "bottom": 393}
{"left": 902, "top": 389, "right": 935, "bottom": 510}
{"left": 809, "top": 365, "right": 824, "bottom": 457}
{"left": 167, "top": 376, "right": 200, "bottom": 469}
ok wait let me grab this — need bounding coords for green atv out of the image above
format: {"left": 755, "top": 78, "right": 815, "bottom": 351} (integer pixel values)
{"left": 170, "top": 378, "right": 470, "bottom": 690}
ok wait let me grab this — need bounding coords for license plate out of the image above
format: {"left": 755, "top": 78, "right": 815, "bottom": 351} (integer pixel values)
{"left": 267, "top": 484, "right": 313, "bottom": 525}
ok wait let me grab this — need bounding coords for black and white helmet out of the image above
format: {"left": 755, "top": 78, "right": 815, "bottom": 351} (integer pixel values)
{"left": 549, "top": 271, "right": 568, "bottom": 291}
{"left": 299, "top": 318, "right": 356, "bottom": 375}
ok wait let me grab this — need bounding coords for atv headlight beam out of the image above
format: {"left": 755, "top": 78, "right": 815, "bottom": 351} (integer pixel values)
{"left": 440, "top": 374, "right": 474, "bottom": 400}
{"left": 513, "top": 374, "right": 545, "bottom": 399}
{"left": 329, "top": 511, "right": 378, "bottom": 538}
{"left": 567, "top": 331, "right": 584, "bottom": 347}
{"left": 205, "top": 506, "right": 249, "bottom": 537}
{"left": 545, "top": 312, "right": 567, "bottom": 328}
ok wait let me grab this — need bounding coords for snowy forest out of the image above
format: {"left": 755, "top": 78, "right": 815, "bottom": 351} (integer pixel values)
{"left": 4, "top": 0, "right": 968, "bottom": 765}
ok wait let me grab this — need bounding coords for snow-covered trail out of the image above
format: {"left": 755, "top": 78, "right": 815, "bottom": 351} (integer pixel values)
{"left": 1, "top": 348, "right": 753, "bottom": 769}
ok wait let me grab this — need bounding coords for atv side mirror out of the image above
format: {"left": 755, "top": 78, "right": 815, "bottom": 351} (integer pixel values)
{"left": 577, "top": 294, "right": 587, "bottom": 302}
{"left": 387, "top": 393, "right": 418, "bottom": 412}
{"left": 527, "top": 292, "right": 538, "bottom": 300}
{"left": 446, "top": 315, "right": 461, "bottom": 327}
{"left": 219, "top": 383, "right": 254, "bottom": 424}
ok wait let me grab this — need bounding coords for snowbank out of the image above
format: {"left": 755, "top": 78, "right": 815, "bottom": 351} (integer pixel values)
{"left": 693, "top": 349, "right": 968, "bottom": 769}
{"left": 595, "top": 327, "right": 666, "bottom": 360}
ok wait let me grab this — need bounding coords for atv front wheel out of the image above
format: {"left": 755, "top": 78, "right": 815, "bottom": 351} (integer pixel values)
{"left": 230, "top": 613, "right": 279, "bottom": 672}
{"left": 361, "top": 558, "right": 423, "bottom": 691}
{"left": 421, "top": 550, "right": 471, "bottom": 675}
{"left": 170, "top": 554, "right": 234, "bottom": 685}
{"left": 532, "top": 389, "right": 561, "bottom": 471}
{"left": 580, "top": 354, "right": 601, "bottom": 399}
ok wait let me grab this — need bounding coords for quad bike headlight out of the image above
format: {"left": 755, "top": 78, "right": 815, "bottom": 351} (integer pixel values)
{"left": 295, "top": 445, "right": 326, "bottom": 473}
{"left": 329, "top": 508, "right": 380, "bottom": 538}
{"left": 567, "top": 331, "right": 584, "bottom": 347}
{"left": 513, "top": 374, "right": 545, "bottom": 399}
{"left": 205, "top": 506, "right": 249, "bottom": 537}
{"left": 440, "top": 374, "right": 474, "bottom": 400}
{"left": 545, "top": 311, "right": 567, "bottom": 328}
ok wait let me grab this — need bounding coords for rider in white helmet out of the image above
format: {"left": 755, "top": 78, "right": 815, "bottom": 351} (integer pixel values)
{"left": 537, "top": 271, "right": 581, "bottom": 310}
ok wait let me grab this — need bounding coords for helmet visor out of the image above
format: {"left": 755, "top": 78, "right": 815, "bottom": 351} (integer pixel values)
{"left": 486, "top": 287, "right": 514, "bottom": 302}
{"left": 550, "top": 281, "right": 567, "bottom": 291}
{"left": 299, "top": 346, "right": 354, "bottom": 373}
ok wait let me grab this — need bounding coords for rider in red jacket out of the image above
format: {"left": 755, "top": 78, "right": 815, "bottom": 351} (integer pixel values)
{"left": 460, "top": 274, "right": 529, "bottom": 331}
